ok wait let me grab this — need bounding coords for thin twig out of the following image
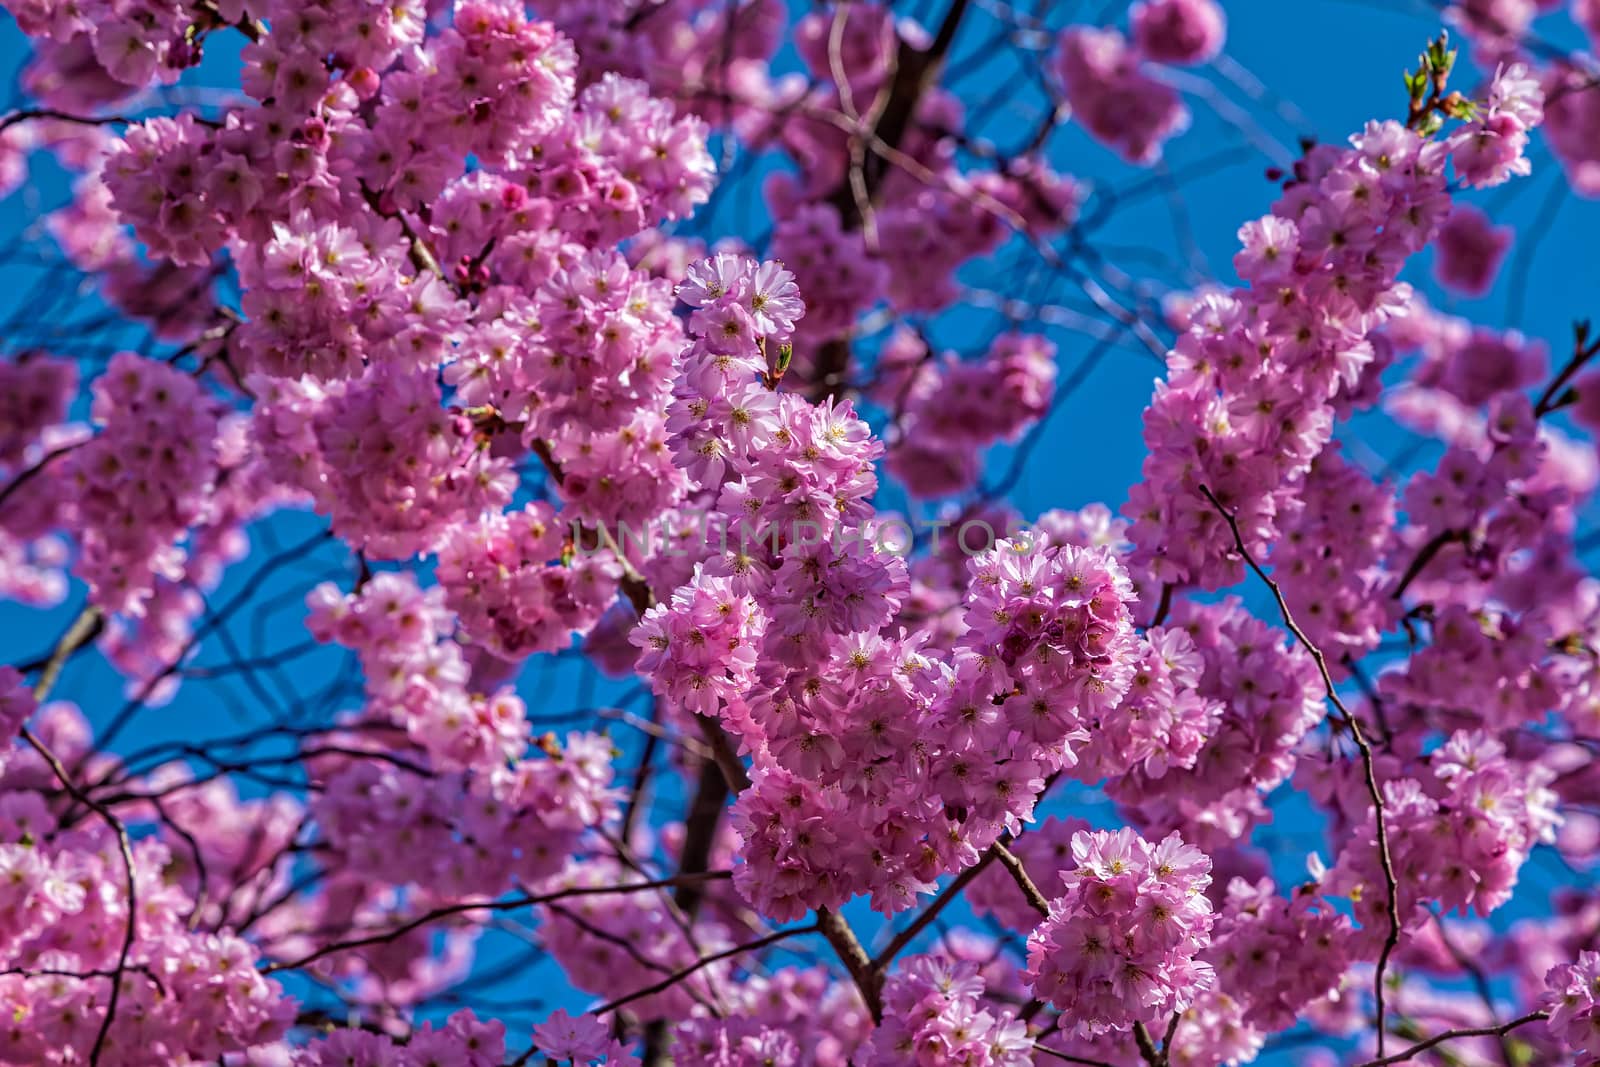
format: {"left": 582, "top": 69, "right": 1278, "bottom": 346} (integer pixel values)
{"left": 261, "top": 872, "right": 731, "bottom": 974}
{"left": 1033, "top": 1047, "right": 1118, "bottom": 1067}
{"left": 592, "top": 923, "right": 819, "bottom": 1017}
{"left": 873, "top": 848, "right": 999, "bottom": 968}
{"left": 0, "top": 108, "right": 223, "bottom": 133}
{"left": 1355, "top": 1011, "right": 1546, "bottom": 1067}
{"left": 1390, "top": 529, "right": 1464, "bottom": 602}
{"left": 1534, "top": 320, "right": 1600, "bottom": 417}
{"left": 1198, "top": 483, "right": 1402, "bottom": 1057}
{"left": 0, "top": 440, "right": 82, "bottom": 513}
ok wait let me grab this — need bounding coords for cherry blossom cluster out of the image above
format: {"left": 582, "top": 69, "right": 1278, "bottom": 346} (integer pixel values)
{"left": 304, "top": 581, "right": 620, "bottom": 898}
{"left": 66, "top": 352, "right": 220, "bottom": 617}
{"left": 1072, "top": 625, "right": 1222, "bottom": 784}
{"left": 671, "top": 966, "right": 869, "bottom": 1067}
{"left": 1448, "top": 61, "right": 1543, "bottom": 187}
{"left": 634, "top": 569, "right": 768, "bottom": 722}
{"left": 229, "top": 217, "right": 463, "bottom": 381}
{"left": 507, "top": 251, "right": 685, "bottom": 440}
{"left": 727, "top": 759, "right": 883, "bottom": 920}
{"left": 517, "top": 73, "right": 717, "bottom": 245}
{"left": 882, "top": 332, "right": 1059, "bottom": 499}
{"left": 552, "top": 0, "right": 784, "bottom": 96}
{"left": 708, "top": 531, "right": 1134, "bottom": 920}
{"left": 1434, "top": 204, "right": 1513, "bottom": 295}
{"left": 307, "top": 572, "right": 527, "bottom": 770}
{"left": 1544, "top": 950, "right": 1600, "bottom": 1066}
{"left": 77, "top": 0, "right": 717, "bottom": 585}
{"left": 1053, "top": 0, "right": 1222, "bottom": 165}
{"left": 38, "top": 129, "right": 221, "bottom": 344}
{"left": 954, "top": 536, "right": 1139, "bottom": 778}
{"left": 1268, "top": 448, "right": 1397, "bottom": 660}
{"left": 291, "top": 1009, "right": 505, "bottom": 1067}
{"left": 1204, "top": 873, "right": 1354, "bottom": 1031}
{"left": 1112, "top": 598, "right": 1325, "bottom": 846}
{"left": 1329, "top": 730, "right": 1560, "bottom": 945}
{"left": 1024, "top": 827, "right": 1215, "bottom": 1036}
{"left": 1055, "top": 26, "right": 1191, "bottom": 166}
{"left": 0, "top": 355, "right": 76, "bottom": 606}
{"left": 862, "top": 953, "right": 1033, "bottom": 1067}
{"left": 637, "top": 254, "right": 1150, "bottom": 925}
{"left": 1163, "top": 991, "right": 1264, "bottom": 1066}
{"left": 1127, "top": 64, "right": 1544, "bottom": 591}
{"left": 254, "top": 368, "right": 515, "bottom": 559}
{"left": 532, "top": 1009, "right": 641, "bottom": 1066}
{"left": 309, "top": 726, "right": 619, "bottom": 897}
{"left": 436, "top": 503, "right": 623, "bottom": 659}
{"left": 0, "top": 356, "right": 74, "bottom": 468}
{"left": 1, "top": 0, "right": 197, "bottom": 90}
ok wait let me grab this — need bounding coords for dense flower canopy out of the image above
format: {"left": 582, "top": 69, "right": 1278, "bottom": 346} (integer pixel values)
{"left": 0, "top": 0, "right": 1599, "bottom": 1065}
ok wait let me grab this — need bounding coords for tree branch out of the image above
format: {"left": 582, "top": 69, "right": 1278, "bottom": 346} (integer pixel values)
{"left": 992, "top": 842, "right": 1051, "bottom": 918}
{"left": 1534, "top": 319, "right": 1600, "bottom": 417}
{"left": 26, "top": 604, "right": 103, "bottom": 701}
{"left": 1355, "top": 1011, "right": 1546, "bottom": 1067}
{"left": 817, "top": 906, "right": 882, "bottom": 1022}
{"left": 592, "top": 923, "right": 819, "bottom": 1018}
{"left": 261, "top": 872, "right": 731, "bottom": 974}
{"left": 873, "top": 848, "right": 999, "bottom": 968}
{"left": 1198, "top": 484, "right": 1402, "bottom": 1057}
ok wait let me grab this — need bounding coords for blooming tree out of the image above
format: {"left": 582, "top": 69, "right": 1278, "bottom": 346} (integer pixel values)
{"left": 1, "top": 0, "right": 1600, "bottom": 1064}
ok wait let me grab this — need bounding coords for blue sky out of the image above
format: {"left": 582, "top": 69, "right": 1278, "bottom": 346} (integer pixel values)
{"left": 1, "top": 0, "right": 1597, "bottom": 1058}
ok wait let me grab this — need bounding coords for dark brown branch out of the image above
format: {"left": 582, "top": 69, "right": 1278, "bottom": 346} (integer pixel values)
{"left": 1132, "top": 1022, "right": 1162, "bottom": 1067}
{"left": 695, "top": 714, "right": 751, "bottom": 793}
{"left": 817, "top": 906, "right": 882, "bottom": 1022}
{"left": 1158, "top": 1012, "right": 1181, "bottom": 1065}
{"left": 807, "top": 0, "right": 973, "bottom": 400}
{"left": 991, "top": 842, "right": 1050, "bottom": 918}
{"left": 669, "top": 745, "right": 732, "bottom": 922}
{"left": 1150, "top": 583, "right": 1174, "bottom": 628}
